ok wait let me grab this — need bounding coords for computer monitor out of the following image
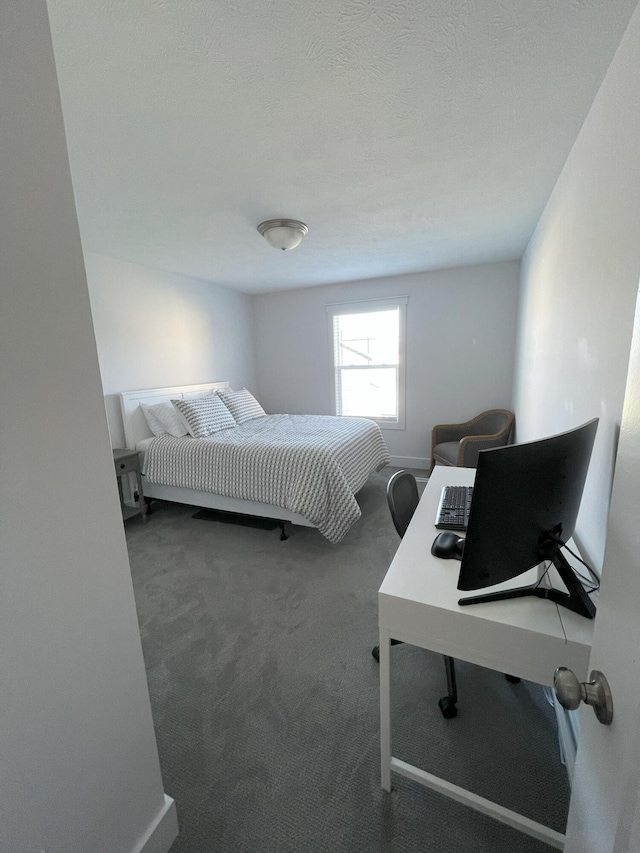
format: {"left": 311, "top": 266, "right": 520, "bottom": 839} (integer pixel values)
{"left": 455, "top": 418, "right": 599, "bottom": 618}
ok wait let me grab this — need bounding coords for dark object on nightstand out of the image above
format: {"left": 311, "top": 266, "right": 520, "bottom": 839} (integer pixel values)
{"left": 113, "top": 448, "right": 147, "bottom": 524}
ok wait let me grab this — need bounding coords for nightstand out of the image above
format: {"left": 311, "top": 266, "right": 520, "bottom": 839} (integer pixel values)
{"left": 113, "top": 448, "right": 147, "bottom": 523}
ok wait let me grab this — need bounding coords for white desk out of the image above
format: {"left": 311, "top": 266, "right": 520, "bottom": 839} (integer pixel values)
{"left": 378, "top": 466, "right": 594, "bottom": 850}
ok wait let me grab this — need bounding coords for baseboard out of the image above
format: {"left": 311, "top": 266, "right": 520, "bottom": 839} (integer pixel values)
{"left": 388, "top": 455, "right": 430, "bottom": 470}
{"left": 131, "top": 795, "right": 178, "bottom": 853}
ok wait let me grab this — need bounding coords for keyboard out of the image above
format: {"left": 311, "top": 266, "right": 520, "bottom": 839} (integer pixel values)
{"left": 435, "top": 485, "right": 473, "bottom": 530}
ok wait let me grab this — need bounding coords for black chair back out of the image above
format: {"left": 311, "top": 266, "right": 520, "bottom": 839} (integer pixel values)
{"left": 387, "top": 470, "right": 419, "bottom": 538}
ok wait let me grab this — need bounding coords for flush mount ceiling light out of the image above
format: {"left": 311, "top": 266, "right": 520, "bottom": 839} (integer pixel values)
{"left": 257, "top": 219, "right": 308, "bottom": 251}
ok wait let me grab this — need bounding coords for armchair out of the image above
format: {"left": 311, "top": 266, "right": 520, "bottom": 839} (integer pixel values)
{"left": 430, "top": 409, "right": 514, "bottom": 473}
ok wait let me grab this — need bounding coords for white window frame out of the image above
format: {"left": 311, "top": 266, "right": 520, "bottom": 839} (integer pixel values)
{"left": 326, "top": 296, "right": 407, "bottom": 430}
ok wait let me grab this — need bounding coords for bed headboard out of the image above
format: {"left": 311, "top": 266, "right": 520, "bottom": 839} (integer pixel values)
{"left": 119, "top": 382, "right": 230, "bottom": 449}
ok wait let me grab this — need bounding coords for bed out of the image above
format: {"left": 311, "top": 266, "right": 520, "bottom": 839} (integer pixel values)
{"left": 119, "top": 383, "right": 390, "bottom": 542}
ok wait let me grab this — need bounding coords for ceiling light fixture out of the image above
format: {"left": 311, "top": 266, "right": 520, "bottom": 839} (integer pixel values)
{"left": 258, "top": 219, "right": 308, "bottom": 251}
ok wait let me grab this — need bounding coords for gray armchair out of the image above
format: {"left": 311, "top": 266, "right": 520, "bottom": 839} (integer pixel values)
{"left": 430, "top": 409, "right": 515, "bottom": 472}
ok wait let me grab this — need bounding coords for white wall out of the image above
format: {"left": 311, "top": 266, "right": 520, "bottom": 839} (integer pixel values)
{"left": 513, "top": 3, "right": 640, "bottom": 571}
{"left": 85, "top": 251, "right": 256, "bottom": 448}
{"left": 0, "top": 5, "right": 176, "bottom": 852}
{"left": 252, "top": 261, "right": 520, "bottom": 467}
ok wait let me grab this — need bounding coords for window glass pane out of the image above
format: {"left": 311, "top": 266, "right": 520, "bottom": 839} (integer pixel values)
{"left": 338, "top": 367, "right": 397, "bottom": 419}
{"left": 335, "top": 309, "right": 399, "bottom": 366}
{"left": 329, "top": 300, "right": 405, "bottom": 425}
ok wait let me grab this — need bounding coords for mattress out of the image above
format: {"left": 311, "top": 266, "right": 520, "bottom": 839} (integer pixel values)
{"left": 144, "top": 413, "right": 390, "bottom": 542}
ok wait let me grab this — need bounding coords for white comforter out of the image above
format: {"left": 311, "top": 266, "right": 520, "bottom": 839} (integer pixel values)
{"left": 144, "top": 414, "right": 390, "bottom": 543}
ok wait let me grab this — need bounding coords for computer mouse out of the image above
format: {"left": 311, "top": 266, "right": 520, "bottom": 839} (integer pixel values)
{"left": 431, "top": 531, "right": 465, "bottom": 560}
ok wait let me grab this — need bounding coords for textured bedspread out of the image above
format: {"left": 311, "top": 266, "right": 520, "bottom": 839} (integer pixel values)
{"left": 145, "top": 414, "right": 390, "bottom": 543}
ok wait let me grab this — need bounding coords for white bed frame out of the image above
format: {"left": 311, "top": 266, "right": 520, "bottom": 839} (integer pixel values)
{"left": 119, "top": 383, "right": 314, "bottom": 529}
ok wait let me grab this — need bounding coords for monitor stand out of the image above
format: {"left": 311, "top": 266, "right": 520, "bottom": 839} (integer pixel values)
{"left": 458, "top": 544, "right": 596, "bottom": 619}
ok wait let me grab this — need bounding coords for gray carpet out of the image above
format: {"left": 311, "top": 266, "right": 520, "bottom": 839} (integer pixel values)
{"left": 124, "top": 468, "right": 570, "bottom": 853}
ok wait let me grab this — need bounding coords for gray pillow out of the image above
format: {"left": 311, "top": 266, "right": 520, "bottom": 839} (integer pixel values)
{"left": 219, "top": 388, "right": 266, "bottom": 424}
{"left": 172, "top": 395, "right": 236, "bottom": 438}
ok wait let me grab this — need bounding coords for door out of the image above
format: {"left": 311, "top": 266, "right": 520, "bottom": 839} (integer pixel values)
{"left": 564, "top": 282, "right": 640, "bottom": 852}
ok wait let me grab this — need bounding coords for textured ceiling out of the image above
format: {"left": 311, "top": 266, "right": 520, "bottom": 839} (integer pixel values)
{"left": 47, "top": 0, "right": 637, "bottom": 294}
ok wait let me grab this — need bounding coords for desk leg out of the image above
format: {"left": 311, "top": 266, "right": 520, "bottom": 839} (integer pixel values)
{"left": 379, "top": 627, "right": 392, "bottom": 792}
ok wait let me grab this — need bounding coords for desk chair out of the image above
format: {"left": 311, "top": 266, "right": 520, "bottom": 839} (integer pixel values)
{"left": 373, "top": 470, "right": 459, "bottom": 719}
{"left": 430, "top": 408, "right": 514, "bottom": 473}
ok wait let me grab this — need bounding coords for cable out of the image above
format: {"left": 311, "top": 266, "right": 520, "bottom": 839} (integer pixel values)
{"left": 532, "top": 560, "right": 552, "bottom": 591}
{"left": 562, "top": 542, "right": 600, "bottom": 589}
{"left": 542, "top": 533, "right": 600, "bottom": 595}
{"left": 547, "top": 534, "right": 600, "bottom": 594}
{"left": 570, "top": 569, "right": 599, "bottom": 594}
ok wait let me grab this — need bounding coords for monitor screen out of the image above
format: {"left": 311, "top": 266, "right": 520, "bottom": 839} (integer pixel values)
{"left": 455, "top": 418, "right": 598, "bottom": 617}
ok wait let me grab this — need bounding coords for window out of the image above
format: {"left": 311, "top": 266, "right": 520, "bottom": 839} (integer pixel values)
{"left": 326, "top": 297, "right": 407, "bottom": 429}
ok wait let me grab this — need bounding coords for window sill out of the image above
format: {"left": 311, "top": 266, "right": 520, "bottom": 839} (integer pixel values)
{"left": 339, "top": 415, "right": 405, "bottom": 430}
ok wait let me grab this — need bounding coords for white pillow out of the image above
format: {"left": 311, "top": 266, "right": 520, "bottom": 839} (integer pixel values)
{"left": 141, "top": 401, "right": 189, "bottom": 437}
{"left": 219, "top": 388, "right": 266, "bottom": 424}
{"left": 172, "top": 395, "right": 236, "bottom": 438}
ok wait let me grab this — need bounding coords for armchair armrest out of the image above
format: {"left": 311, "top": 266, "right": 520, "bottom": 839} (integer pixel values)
{"left": 431, "top": 416, "right": 480, "bottom": 447}
{"left": 458, "top": 433, "right": 508, "bottom": 467}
